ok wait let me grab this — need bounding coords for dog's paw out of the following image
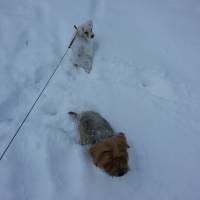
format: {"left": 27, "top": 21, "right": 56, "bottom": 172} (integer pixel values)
{"left": 83, "top": 63, "right": 92, "bottom": 73}
{"left": 84, "top": 67, "right": 92, "bottom": 74}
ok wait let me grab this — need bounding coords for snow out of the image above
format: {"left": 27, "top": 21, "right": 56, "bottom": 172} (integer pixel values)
{"left": 0, "top": 0, "right": 200, "bottom": 199}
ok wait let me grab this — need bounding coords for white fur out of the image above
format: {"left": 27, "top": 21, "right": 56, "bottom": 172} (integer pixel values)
{"left": 70, "top": 20, "right": 95, "bottom": 73}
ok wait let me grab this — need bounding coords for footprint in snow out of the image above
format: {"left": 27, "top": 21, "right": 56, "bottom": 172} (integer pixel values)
{"left": 89, "top": 0, "right": 106, "bottom": 19}
{"left": 140, "top": 70, "right": 178, "bottom": 101}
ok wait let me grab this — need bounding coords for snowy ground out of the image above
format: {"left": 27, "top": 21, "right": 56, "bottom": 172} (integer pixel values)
{"left": 0, "top": 0, "right": 200, "bottom": 199}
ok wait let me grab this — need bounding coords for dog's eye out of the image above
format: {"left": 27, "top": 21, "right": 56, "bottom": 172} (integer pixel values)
{"left": 84, "top": 31, "right": 89, "bottom": 35}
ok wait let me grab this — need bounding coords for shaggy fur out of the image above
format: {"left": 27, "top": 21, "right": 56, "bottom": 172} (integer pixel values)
{"left": 68, "top": 111, "right": 129, "bottom": 177}
{"left": 89, "top": 133, "right": 129, "bottom": 176}
{"left": 70, "top": 20, "right": 95, "bottom": 73}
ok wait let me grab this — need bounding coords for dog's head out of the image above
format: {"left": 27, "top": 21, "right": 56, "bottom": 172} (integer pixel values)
{"left": 77, "top": 20, "right": 95, "bottom": 39}
{"left": 89, "top": 133, "right": 129, "bottom": 177}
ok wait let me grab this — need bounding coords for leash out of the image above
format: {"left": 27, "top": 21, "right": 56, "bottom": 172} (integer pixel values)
{"left": 0, "top": 26, "right": 78, "bottom": 162}
{"left": 68, "top": 25, "right": 78, "bottom": 48}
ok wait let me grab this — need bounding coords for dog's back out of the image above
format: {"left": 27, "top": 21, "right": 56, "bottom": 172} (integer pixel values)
{"left": 69, "top": 111, "right": 114, "bottom": 144}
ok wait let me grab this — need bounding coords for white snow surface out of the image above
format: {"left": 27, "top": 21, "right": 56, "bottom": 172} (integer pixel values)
{"left": 0, "top": 0, "right": 200, "bottom": 199}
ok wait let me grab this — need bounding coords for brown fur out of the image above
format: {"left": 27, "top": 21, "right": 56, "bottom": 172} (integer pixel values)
{"left": 89, "top": 133, "right": 129, "bottom": 177}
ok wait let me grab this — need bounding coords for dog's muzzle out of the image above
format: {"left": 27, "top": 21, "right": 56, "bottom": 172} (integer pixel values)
{"left": 117, "top": 169, "right": 127, "bottom": 177}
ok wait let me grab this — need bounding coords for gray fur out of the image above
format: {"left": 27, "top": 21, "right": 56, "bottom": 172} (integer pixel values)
{"left": 69, "top": 111, "right": 114, "bottom": 145}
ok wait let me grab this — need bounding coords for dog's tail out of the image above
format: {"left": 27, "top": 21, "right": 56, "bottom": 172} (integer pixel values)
{"left": 68, "top": 111, "right": 78, "bottom": 119}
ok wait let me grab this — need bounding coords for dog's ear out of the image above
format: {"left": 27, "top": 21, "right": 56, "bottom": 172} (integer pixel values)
{"left": 87, "top": 20, "right": 93, "bottom": 28}
{"left": 89, "top": 144, "right": 97, "bottom": 158}
{"left": 118, "top": 132, "right": 125, "bottom": 137}
{"left": 117, "top": 132, "right": 130, "bottom": 148}
{"left": 89, "top": 142, "right": 111, "bottom": 166}
{"left": 89, "top": 142, "right": 109, "bottom": 157}
{"left": 89, "top": 143, "right": 103, "bottom": 165}
{"left": 77, "top": 25, "right": 85, "bottom": 36}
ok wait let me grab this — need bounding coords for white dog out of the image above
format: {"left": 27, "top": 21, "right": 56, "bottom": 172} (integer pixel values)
{"left": 70, "top": 20, "right": 95, "bottom": 73}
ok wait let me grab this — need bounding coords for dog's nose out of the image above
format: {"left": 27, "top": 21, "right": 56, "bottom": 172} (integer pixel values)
{"left": 91, "top": 34, "right": 94, "bottom": 38}
{"left": 118, "top": 170, "right": 126, "bottom": 177}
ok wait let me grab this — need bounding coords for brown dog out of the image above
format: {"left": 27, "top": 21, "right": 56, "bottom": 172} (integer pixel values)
{"left": 89, "top": 133, "right": 129, "bottom": 176}
{"left": 69, "top": 111, "right": 129, "bottom": 177}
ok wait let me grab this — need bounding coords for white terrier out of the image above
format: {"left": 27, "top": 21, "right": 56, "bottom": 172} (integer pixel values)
{"left": 70, "top": 20, "right": 95, "bottom": 73}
